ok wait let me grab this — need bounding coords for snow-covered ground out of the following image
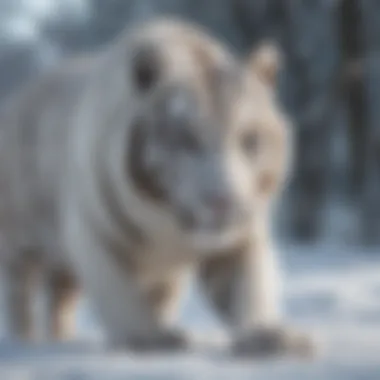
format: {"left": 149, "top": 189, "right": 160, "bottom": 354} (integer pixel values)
{"left": 0, "top": 242, "right": 379, "bottom": 379}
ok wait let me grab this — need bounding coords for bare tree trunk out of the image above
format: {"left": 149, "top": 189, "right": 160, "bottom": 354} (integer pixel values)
{"left": 358, "top": 1, "right": 380, "bottom": 245}
{"left": 278, "top": 1, "right": 339, "bottom": 242}
{"left": 339, "top": 0, "right": 367, "bottom": 200}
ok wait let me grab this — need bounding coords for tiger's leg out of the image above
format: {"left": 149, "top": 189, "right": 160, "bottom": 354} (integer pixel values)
{"left": 2, "top": 258, "right": 38, "bottom": 342}
{"left": 198, "top": 229, "right": 315, "bottom": 358}
{"left": 64, "top": 212, "right": 191, "bottom": 352}
{"left": 45, "top": 269, "right": 80, "bottom": 341}
{"left": 126, "top": 274, "right": 191, "bottom": 352}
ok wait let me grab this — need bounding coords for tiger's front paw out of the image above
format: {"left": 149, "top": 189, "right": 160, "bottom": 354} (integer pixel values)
{"left": 231, "top": 325, "right": 317, "bottom": 359}
{"left": 125, "top": 328, "right": 191, "bottom": 353}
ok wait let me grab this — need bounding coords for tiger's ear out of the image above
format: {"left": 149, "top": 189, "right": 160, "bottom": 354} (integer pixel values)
{"left": 246, "top": 41, "right": 282, "bottom": 89}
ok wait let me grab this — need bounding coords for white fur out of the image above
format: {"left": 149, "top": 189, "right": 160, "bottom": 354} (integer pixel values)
{"left": 0, "top": 19, "right": 297, "bottom": 351}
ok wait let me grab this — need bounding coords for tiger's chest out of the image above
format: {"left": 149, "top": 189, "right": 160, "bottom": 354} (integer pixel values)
{"left": 136, "top": 239, "right": 194, "bottom": 280}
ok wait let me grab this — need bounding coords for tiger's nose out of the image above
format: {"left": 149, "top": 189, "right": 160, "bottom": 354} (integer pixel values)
{"left": 202, "top": 190, "right": 250, "bottom": 228}
{"left": 203, "top": 192, "right": 233, "bottom": 219}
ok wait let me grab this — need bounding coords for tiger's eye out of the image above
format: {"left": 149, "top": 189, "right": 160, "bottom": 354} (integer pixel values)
{"left": 241, "top": 130, "right": 259, "bottom": 155}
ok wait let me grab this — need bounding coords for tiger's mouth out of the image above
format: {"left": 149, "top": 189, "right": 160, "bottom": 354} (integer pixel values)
{"left": 177, "top": 203, "right": 251, "bottom": 235}
{"left": 185, "top": 223, "right": 251, "bottom": 254}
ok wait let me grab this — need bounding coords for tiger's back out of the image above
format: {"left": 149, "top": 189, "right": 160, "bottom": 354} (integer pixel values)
{"left": 0, "top": 55, "right": 98, "bottom": 341}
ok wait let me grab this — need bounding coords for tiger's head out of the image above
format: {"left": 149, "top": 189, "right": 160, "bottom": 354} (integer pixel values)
{"left": 106, "top": 19, "right": 291, "bottom": 252}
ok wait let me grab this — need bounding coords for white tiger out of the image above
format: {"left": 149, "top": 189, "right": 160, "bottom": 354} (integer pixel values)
{"left": 0, "top": 17, "right": 313, "bottom": 356}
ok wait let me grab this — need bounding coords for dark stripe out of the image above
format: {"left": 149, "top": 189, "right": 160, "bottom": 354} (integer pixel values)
{"left": 87, "top": 127, "right": 147, "bottom": 253}
{"left": 99, "top": 229, "right": 140, "bottom": 273}
{"left": 147, "top": 281, "right": 177, "bottom": 316}
{"left": 130, "top": 43, "right": 161, "bottom": 94}
{"left": 83, "top": 183, "right": 145, "bottom": 275}
{"left": 127, "top": 118, "right": 167, "bottom": 202}
{"left": 99, "top": 174, "right": 146, "bottom": 245}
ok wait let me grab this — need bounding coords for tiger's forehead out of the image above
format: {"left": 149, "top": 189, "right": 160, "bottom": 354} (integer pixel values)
{"left": 131, "top": 21, "right": 240, "bottom": 115}
{"left": 157, "top": 62, "right": 279, "bottom": 141}
{"left": 162, "top": 37, "right": 281, "bottom": 135}
{"left": 162, "top": 36, "right": 240, "bottom": 119}
{"left": 128, "top": 19, "right": 281, "bottom": 139}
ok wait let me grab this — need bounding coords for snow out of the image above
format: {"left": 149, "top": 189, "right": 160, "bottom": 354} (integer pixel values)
{"left": 0, "top": 242, "right": 379, "bottom": 379}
